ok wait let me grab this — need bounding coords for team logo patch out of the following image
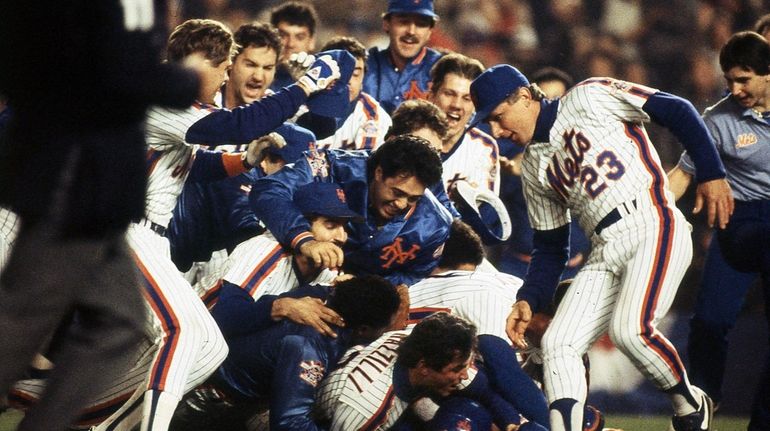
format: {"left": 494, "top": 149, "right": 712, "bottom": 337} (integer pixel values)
{"left": 402, "top": 80, "right": 429, "bottom": 100}
{"left": 380, "top": 237, "right": 420, "bottom": 269}
{"left": 736, "top": 133, "right": 758, "bottom": 148}
{"left": 306, "top": 149, "right": 329, "bottom": 178}
{"left": 298, "top": 360, "right": 325, "bottom": 387}
{"left": 610, "top": 79, "right": 632, "bottom": 94}
{"left": 454, "top": 419, "right": 472, "bottom": 431}
{"left": 336, "top": 188, "right": 347, "bottom": 203}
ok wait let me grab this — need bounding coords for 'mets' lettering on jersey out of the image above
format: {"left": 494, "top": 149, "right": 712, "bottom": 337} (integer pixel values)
{"left": 348, "top": 332, "right": 406, "bottom": 393}
{"left": 546, "top": 129, "right": 626, "bottom": 201}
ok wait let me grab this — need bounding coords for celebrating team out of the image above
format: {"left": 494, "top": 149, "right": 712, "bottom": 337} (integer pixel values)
{"left": 1, "top": 0, "right": 768, "bottom": 430}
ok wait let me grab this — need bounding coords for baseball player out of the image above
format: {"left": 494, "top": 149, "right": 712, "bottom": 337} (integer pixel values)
{"left": 362, "top": 0, "right": 443, "bottom": 114}
{"left": 249, "top": 135, "right": 452, "bottom": 287}
{"left": 667, "top": 31, "right": 770, "bottom": 428}
{"left": 204, "top": 182, "right": 357, "bottom": 318}
{"left": 122, "top": 19, "right": 344, "bottom": 431}
{"left": 316, "top": 312, "right": 522, "bottom": 431}
{"left": 470, "top": 64, "right": 734, "bottom": 431}
{"left": 427, "top": 53, "right": 501, "bottom": 196}
{"left": 314, "top": 36, "right": 392, "bottom": 151}
{"left": 171, "top": 275, "right": 401, "bottom": 431}
{"left": 269, "top": 1, "right": 319, "bottom": 92}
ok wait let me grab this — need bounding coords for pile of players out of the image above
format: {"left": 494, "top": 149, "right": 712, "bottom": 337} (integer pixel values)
{"left": 2, "top": 0, "right": 769, "bottom": 430}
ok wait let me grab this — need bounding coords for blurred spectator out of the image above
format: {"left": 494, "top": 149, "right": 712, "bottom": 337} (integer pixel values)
{"left": 269, "top": 1, "right": 319, "bottom": 90}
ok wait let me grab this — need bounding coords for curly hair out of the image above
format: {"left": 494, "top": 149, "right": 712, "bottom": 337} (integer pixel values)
{"left": 233, "top": 22, "right": 282, "bottom": 60}
{"left": 438, "top": 220, "right": 485, "bottom": 269}
{"left": 397, "top": 312, "right": 477, "bottom": 371}
{"left": 327, "top": 275, "right": 400, "bottom": 330}
{"left": 366, "top": 134, "right": 443, "bottom": 188}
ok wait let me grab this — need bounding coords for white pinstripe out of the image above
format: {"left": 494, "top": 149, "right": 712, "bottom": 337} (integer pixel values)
{"left": 315, "top": 93, "right": 392, "bottom": 150}
{"left": 0, "top": 207, "right": 18, "bottom": 271}
{"left": 518, "top": 78, "right": 696, "bottom": 427}
{"left": 407, "top": 270, "right": 520, "bottom": 340}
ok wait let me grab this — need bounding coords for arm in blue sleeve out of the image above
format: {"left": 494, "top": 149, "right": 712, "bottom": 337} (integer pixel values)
{"left": 210, "top": 282, "right": 278, "bottom": 338}
{"left": 454, "top": 368, "right": 521, "bottom": 429}
{"left": 642, "top": 91, "right": 726, "bottom": 183}
{"left": 186, "top": 149, "right": 229, "bottom": 182}
{"left": 269, "top": 335, "right": 328, "bottom": 431}
{"left": 516, "top": 224, "right": 569, "bottom": 313}
{"left": 249, "top": 155, "right": 316, "bottom": 250}
{"left": 186, "top": 85, "right": 307, "bottom": 145}
{"left": 429, "top": 182, "right": 460, "bottom": 218}
{"left": 476, "top": 335, "right": 549, "bottom": 427}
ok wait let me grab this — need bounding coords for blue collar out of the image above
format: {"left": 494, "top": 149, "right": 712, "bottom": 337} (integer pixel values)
{"left": 532, "top": 99, "right": 559, "bottom": 143}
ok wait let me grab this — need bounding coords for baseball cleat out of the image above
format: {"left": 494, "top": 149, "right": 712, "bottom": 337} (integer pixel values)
{"left": 671, "top": 386, "right": 713, "bottom": 431}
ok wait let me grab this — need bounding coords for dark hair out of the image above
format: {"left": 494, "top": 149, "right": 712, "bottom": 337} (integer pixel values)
{"left": 320, "top": 36, "right": 367, "bottom": 62}
{"left": 397, "top": 312, "right": 477, "bottom": 371}
{"left": 327, "top": 275, "right": 400, "bottom": 329}
{"left": 719, "top": 31, "right": 770, "bottom": 75}
{"left": 233, "top": 22, "right": 282, "bottom": 59}
{"left": 429, "top": 53, "right": 484, "bottom": 91}
{"left": 386, "top": 99, "right": 449, "bottom": 141}
{"left": 366, "top": 135, "right": 443, "bottom": 187}
{"left": 167, "top": 19, "right": 235, "bottom": 65}
{"left": 755, "top": 13, "right": 770, "bottom": 37}
{"left": 270, "top": 1, "right": 319, "bottom": 36}
{"left": 530, "top": 66, "right": 574, "bottom": 90}
{"left": 438, "top": 220, "right": 484, "bottom": 269}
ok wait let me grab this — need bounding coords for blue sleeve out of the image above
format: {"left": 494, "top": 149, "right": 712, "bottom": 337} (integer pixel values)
{"left": 476, "top": 335, "right": 549, "bottom": 427}
{"left": 269, "top": 334, "right": 329, "bottom": 431}
{"left": 249, "top": 155, "right": 316, "bottom": 251}
{"left": 455, "top": 368, "right": 521, "bottom": 429}
{"left": 210, "top": 282, "right": 278, "bottom": 338}
{"left": 516, "top": 225, "right": 569, "bottom": 313}
{"left": 186, "top": 149, "right": 229, "bottom": 182}
{"left": 429, "top": 182, "right": 460, "bottom": 218}
{"left": 186, "top": 85, "right": 307, "bottom": 144}
{"left": 167, "top": 181, "right": 215, "bottom": 272}
{"left": 642, "top": 91, "right": 726, "bottom": 183}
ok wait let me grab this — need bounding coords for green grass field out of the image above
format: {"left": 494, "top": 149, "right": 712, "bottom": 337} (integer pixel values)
{"left": 0, "top": 409, "right": 750, "bottom": 430}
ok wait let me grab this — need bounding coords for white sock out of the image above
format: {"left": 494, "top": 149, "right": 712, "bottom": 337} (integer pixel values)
{"left": 141, "top": 389, "right": 181, "bottom": 431}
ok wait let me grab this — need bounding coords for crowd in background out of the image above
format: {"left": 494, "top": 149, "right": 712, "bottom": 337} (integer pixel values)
{"left": 173, "top": 0, "right": 770, "bottom": 310}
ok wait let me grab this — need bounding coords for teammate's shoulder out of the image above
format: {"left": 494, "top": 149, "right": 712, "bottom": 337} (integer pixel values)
{"left": 568, "top": 77, "right": 657, "bottom": 98}
{"left": 466, "top": 127, "right": 497, "bottom": 146}
{"left": 424, "top": 47, "right": 444, "bottom": 62}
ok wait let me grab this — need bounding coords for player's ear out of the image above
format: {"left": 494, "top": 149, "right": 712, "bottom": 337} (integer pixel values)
{"left": 374, "top": 166, "right": 384, "bottom": 182}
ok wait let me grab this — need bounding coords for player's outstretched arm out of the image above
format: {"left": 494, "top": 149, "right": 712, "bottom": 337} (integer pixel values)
{"left": 694, "top": 177, "right": 734, "bottom": 229}
{"left": 506, "top": 301, "right": 532, "bottom": 349}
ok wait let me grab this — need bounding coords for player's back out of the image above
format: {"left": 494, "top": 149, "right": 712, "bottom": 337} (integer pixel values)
{"left": 442, "top": 127, "right": 500, "bottom": 195}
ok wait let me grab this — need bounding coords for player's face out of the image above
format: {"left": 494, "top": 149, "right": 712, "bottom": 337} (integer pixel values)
{"left": 724, "top": 66, "right": 770, "bottom": 111}
{"left": 383, "top": 14, "right": 433, "bottom": 64}
{"left": 486, "top": 91, "right": 538, "bottom": 146}
{"left": 409, "top": 127, "right": 443, "bottom": 152}
{"left": 277, "top": 22, "right": 315, "bottom": 61}
{"left": 310, "top": 216, "right": 348, "bottom": 246}
{"left": 429, "top": 73, "right": 475, "bottom": 143}
{"left": 419, "top": 353, "right": 473, "bottom": 397}
{"left": 369, "top": 167, "right": 426, "bottom": 221}
{"left": 229, "top": 46, "right": 277, "bottom": 105}
{"left": 348, "top": 58, "right": 365, "bottom": 102}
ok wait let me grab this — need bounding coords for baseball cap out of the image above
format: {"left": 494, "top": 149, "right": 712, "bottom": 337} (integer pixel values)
{"left": 293, "top": 182, "right": 363, "bottom": 220}
{"left": 452, "top": 180, "right": 511, "bottom": 245}
{"left": 430, "top": 397, "right": 492, "bottom": 431}
{"left": 385, "top": 0, "right": 439, "bottom": 20}
{"left": 265, "top": 123, "right": 316, "bottom": 164}
{"left": 306, "top": 49, "right": 356, "bottom": 118}
{"left": 468, "top": 64, "right": 529, "bottom": 130}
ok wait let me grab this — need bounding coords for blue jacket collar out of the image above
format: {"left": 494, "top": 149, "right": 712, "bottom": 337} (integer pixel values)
{"left": 532, "top": 98, "right": 559, "bottom": 143}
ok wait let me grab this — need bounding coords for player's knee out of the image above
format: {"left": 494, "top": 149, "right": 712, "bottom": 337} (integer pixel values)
{"left": 607, "top": 320, "right": 646, "bottom": 353}
{"left": 540, "top": 328, "right": 580, "bottom": 360}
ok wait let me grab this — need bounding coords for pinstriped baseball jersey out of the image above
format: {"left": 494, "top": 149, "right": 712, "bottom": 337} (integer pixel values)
{"left": 144, "top": 103, "right": 215, "bottom": 227}
{"left": 407, "top": 270, "right": 520, "bottom": 340}
{"left": 316, "top": 92, "right": 392, "bottom": 151}
{"left": 0, "top": 207, "right": 18, "bottom": 270}
{"left": 202, "top": 232, "right": 338, "bottom": 306}
{"left": 316, "top": 330, "right": 478, "bottom": 431}
{"left": 521, "top": 78, "right": 664, "bottom": 234}
{"left": 442, "top": 127, "right": 501, "bottom": 195}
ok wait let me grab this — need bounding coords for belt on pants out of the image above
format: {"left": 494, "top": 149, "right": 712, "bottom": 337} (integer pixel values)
{"left": 594, "top": 199, "right": 637, "bottom": 235}
{"left": 139, "top": 219, "right": 167, "bottom": 236}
